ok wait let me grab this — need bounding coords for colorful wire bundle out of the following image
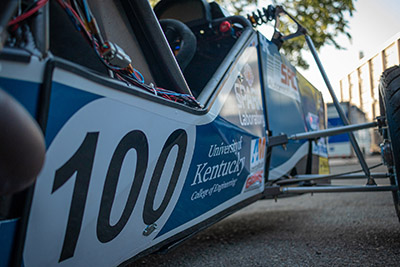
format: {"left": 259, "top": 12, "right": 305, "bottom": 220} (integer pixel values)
{"left": 8, "top": 0, "right": 202, "bottom": 109}
{"left": 8, "top": 0, "right": 49, "bottom": 27}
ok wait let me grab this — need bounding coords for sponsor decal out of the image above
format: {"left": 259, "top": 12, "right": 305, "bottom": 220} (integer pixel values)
{"left": 191, "top": 137, "right": 245, "bottom": 194}
{"left": 280, "top": 63, "right": 298, "bottom": 91}
{"left": 245, "top": 137, "right": 266, "bottom": 192}
{"left": 313, "top": 137, "right": 328, "bottom": 158}
{"left": 266, "top": 49, "right": 300, "bottom": 102}
{"left": 208, "top": 137, "right": 243, "bottom": 158}
{"left": 307, "top": 112, "right": 319, "bottom": 131}
{"left": 318, "top": 156, "right": 330, "bottom": 174}
{"left": 191, "top": 178, "right": 238, "bottom": 200}
{"left": 219, "top": 44, "right": 264, "bottom": 137}
{"left": 234, "top": 65, "right": 264, "bottom": 127}
{"left": 244, "top": 170, "right": 263, "bottom": 192}
{"left": 243, "top": 63, "right": 255, "bottom": 87}
{"left": 250, "top": 137, "right": 266, "bottom": 171}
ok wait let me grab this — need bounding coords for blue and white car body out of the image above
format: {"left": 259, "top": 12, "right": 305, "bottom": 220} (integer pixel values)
{"left": 0, "top": 1, "right": 328, "bottom": 266}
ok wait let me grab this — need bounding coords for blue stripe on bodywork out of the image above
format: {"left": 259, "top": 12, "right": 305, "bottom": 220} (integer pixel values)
{"left": 45, "top": 82, "right": 102, "bottom": 146}
{"left": 0, "top": 219, "right": 18, "bottom": 267}
{"left": 0, "top": 77, "right": 40, "bottom": 118}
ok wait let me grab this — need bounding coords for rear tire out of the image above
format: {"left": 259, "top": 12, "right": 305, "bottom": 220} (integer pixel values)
{"left": 379, "top": 65, "right": 400, "bottom": 221}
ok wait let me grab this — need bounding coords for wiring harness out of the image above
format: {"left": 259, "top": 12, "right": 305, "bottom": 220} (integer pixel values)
{"left": 7, "top": 0, "right": 202, "bottom": 109}
{"left": 8, "top": 0, "right": 48, "bottom": 28}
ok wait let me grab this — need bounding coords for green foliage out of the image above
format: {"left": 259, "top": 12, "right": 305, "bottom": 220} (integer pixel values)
{"left": 149, "top": 0, "right": 158, "bottom": 6}
{"left": 279, "top": 0, "right": 355, "bottom": 69}
{"left": 215, "top": 0, "right": 258, "bottom": 15}
{"left": 217, "top": 0, "right": 355, "bottom": 69}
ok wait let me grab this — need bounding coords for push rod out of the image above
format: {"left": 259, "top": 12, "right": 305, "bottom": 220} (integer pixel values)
{"left": 295, "top": 172, "right": 389, "bottom": 180}
{"left": 282, "top": 185, "right": 397, "bottom": 194}
{"left": 289, "top": 121, "right": 378, "bottom": 140}
{"left": 276, "top": 172, "right": 390, "bottom": 185}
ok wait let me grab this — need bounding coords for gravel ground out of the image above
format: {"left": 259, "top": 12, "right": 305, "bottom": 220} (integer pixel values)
{"left": 129, "top": 156, "right": 400, "bottom": 266}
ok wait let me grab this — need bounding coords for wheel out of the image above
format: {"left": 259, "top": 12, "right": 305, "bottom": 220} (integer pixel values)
{"left": 159, "top": 19, "right": 197, "bottom": 71}
{"left": 379, "top": 65, "right": 400, "bottom": 220}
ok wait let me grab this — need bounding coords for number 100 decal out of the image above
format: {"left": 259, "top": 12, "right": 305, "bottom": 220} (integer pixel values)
{"left": 23, "top": 98, "right": 195, "bottom": 265}
{"left": 53, "top": 129, "right": 187, "bottom": 261}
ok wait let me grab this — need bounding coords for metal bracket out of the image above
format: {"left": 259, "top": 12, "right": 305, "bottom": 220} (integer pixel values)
{"left": 376, "top": 115, "right": 387, "bottom": 128}
{"left": 264, "top": 185, "right": 281, "bottom": 198}
{"left": 376, "top": 115, "right": 387, "bottom": 136}
{"left": 268, "top": 134, "right": 288, "bottom": 147}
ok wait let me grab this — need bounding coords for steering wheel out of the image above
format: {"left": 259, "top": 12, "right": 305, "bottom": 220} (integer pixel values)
{"left": 159, "top": 19, "right": 196, "bottom": 71}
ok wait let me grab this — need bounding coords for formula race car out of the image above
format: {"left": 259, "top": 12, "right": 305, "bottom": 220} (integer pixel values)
{"left": 0, "top": 0, "right": 398, "bottom": 266}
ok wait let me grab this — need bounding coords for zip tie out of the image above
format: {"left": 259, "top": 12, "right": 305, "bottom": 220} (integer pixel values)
{"left": 149, "top": 83, "right": 157, "bottom": 96}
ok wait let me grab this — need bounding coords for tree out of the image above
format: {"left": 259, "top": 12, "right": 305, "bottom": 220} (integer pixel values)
{"left": 149, "top": 0, "right": 355, "bottom": 69}
{"left": 149, "top": 0, "right": 157, "bottom": 6}
{"left": 216, "top": 0, "right": 355, "bottom": 69}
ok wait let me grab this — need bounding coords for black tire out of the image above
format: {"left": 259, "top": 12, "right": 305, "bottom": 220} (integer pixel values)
{"left": 379, "top": 65, "right": 400, "bottom": 220}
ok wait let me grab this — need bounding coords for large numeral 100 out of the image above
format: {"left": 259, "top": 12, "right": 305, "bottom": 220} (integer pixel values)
{"left": 52, "top": 129, "right": 187, "bottom": 262}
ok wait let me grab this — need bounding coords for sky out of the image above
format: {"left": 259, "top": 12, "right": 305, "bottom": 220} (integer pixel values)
{"left": 255, "top": 0, "right": 400, "bottom": 102}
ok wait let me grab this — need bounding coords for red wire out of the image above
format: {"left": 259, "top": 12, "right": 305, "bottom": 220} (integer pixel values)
{"left": 8, "top": 0, "right": 49, "bottom": 26}
{"left": 8, "top": 0, "right": 92, "bottom": 44}
{"left": 59, "top": 0, "right": 92, "bottom": 42}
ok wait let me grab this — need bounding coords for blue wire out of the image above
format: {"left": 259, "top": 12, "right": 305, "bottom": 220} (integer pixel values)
{"left": 65, "top": 7, "right": 81, "bottom": 31}
{"left": 132, "top": 68, "right": 145, "bottom": 83}
{"left": 157, "top": 91, "right": 191, "bottom": 97}
{"left": 82, "top": 0, "right": 91, "bottom": 22}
